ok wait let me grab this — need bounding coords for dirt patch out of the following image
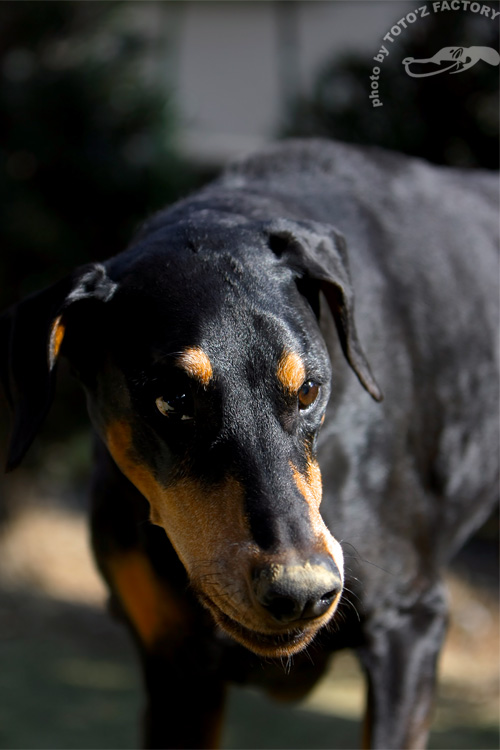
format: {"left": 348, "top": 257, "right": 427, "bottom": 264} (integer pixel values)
{"left": 0, "top": 505, "right": 106, "bottom": 605}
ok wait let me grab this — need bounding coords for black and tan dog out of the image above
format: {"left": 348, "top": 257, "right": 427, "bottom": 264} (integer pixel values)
{"left": 1, "top": 140, "right": 498, "bottom": 749}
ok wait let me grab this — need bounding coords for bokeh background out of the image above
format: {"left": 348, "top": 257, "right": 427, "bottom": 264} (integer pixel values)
{"left": 0, "top": 2, "right": 498, "bottom": 748}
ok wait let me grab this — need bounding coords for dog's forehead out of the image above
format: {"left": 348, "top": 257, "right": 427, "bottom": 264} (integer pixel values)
{"left": 111, "top": 220, "right": 287, "bottom": 302}
{"left": 105, "top": 223, "right": 314, "bottom": 373}
{"left": 119, "top": 284, "right": 305, "bottom": 376}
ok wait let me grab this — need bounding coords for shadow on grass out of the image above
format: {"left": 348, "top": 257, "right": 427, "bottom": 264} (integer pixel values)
{"left": 223, "top": 687, "right": 500, "bottom": 750}
{"left": 0, "top": 592, "right": 140, "bottom": 750}
{"left": 0, "top": 591, "right": 498, "bottom": 750}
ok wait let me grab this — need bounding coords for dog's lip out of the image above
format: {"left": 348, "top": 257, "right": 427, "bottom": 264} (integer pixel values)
{"left": 198, "top": 593, "right": 318, "bottom": 656}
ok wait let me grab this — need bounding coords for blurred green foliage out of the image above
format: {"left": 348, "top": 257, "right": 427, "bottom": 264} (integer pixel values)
{"left": 284, "top": 7, "right": 499, "bottom": 170}
{"left": 0, "top": 1, "right": 196, "bottom": 308}
{"left": 0, "top": 2, "right": 200, "bottom": 477}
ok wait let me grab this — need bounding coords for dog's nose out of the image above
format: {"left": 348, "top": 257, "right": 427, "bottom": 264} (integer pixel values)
{"left": 252, "top": 556, "right": 342, "bottom": 624}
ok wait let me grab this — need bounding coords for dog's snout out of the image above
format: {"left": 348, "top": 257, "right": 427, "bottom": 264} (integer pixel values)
{"left": 252, "top": 556, "right": 342, "bottom": 625}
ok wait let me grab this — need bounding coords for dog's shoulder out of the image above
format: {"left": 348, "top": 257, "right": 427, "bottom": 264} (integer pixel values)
{"left": 222, "top": 139, "right": 403, "bottom": 182}
{"left": 223, "top": 138, "right": 498, "bottom": 203}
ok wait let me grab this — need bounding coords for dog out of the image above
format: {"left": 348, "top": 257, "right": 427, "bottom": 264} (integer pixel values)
{"left": 1, "top": 139, "right": 498, "bottom": 749}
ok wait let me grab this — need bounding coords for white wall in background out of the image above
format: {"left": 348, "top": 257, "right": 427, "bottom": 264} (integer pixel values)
{"left": 170, "top": 1, "right": 411, "bottom": 165}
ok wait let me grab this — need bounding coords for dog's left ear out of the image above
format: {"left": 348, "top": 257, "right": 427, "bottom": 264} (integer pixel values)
{"left": 266, "top": 218, "right": 383, "bottom": 402}
{"left": 1, "top": 263, "right": 117, "bottom": 471}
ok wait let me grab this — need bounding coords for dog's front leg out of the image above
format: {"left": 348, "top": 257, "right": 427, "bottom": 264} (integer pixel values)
{"left": 141, "top": 640, "right": 226, "bottom": 750}
{"left": 102, "top": 546, "right": 225, "bottom": 749}
{"left": 356, "top": 581, "right": 448, "bottom": 750}
{"left": 100, "top": 547, "right": 224, "bottom": 750}
{"left": 91, "top": 444, "right": 227, "bottom": 749}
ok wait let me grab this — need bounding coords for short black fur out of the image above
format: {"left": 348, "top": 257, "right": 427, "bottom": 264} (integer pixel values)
{"left": 1, "top": 140, "right": 498, "bottom": 750}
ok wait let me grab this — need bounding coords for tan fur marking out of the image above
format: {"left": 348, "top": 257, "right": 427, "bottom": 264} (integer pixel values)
{"left": 48, "top": 315, "right": 65, "bottom": 370}
{"left": 292, "top": 459, "right": 323, "bottom": 508}
{"left": 107, "top": 550, "right": 187, "bottom": 646}
{"left": 177, "top": 347, "right": 213, "bottom": 386}
{"left": 106, "top": 421, "right": 160, "bottom": 503}
{"left": 277, "top": 350, "right": 306, "bottom": 393}
{"left": 104, "top": 419, "right": 342, "bottom": 656}
{"left": 153, "top": 475, "right": 250, "bottom": 580}
{"left": 104, "top": 420, "right": 254, "bottom": 618}
{"left": 292, "top": 459, "right": 344, "bottom": 580}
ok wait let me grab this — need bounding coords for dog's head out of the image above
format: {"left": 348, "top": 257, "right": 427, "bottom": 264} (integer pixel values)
{"left": 1, "top": 214, "right": 381, "bottom": 656}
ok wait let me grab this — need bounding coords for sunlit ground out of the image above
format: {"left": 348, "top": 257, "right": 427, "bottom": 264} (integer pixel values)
{"left": 0, "top": 483, "right": 498, "bottom": 750}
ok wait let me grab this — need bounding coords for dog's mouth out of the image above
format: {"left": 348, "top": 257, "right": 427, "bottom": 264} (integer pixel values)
{"left": 197, "top": 593, "right": 320, "bottom": 657}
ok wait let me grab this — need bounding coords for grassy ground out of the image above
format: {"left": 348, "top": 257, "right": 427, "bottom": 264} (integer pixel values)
{"left": 0, "top": 496, "right": 498, "bottom": 750}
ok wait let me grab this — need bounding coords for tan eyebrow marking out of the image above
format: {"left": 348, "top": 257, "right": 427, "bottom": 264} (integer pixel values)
{"left": 177, "top": 347, "right": 213, "bottom": 386}
{"left": 48, "top": 315, "right": 65, "bottom": 370}
{"left": 291, "top": 458, "right": 344, "bottom": 579}
{"left": 277, "top": 350, "right": 306, "bottom": 393}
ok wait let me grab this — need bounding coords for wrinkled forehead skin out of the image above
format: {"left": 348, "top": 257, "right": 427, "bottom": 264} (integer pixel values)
{"left": 103, "top": 220, "right": 330, "bottom": 398}
{"left": 83, "top": 218, "right": 343, "bottom": 657}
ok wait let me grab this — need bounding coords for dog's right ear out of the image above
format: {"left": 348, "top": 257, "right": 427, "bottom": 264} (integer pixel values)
{"left": 265, "top": 218, "right": 383, "bottom": 402}
{"left": 1, "top": 263, "right": 117, "bottom": 471}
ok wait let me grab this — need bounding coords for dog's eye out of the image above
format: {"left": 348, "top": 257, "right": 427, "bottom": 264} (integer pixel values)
{"left": 298, "top": 381, "right": 320, "bottom": 410}
{"left": 155, "top": 394, "right": 194, "bottom": 421}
